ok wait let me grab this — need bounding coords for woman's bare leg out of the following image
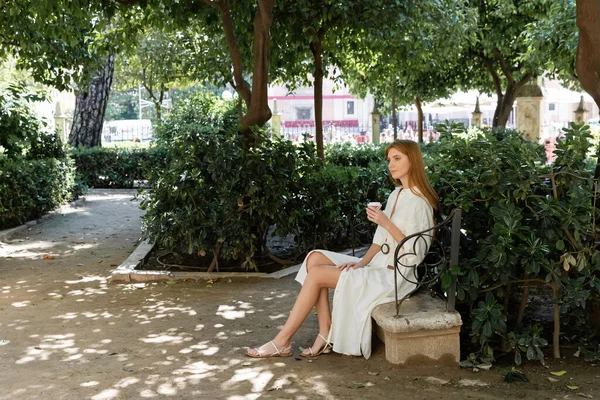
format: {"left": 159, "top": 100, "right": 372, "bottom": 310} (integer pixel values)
{"left": 246, "top": 254, "right": 341, "bottom": 357}
{"left": 302, "top": 252, "right": 335, "bottom": 354}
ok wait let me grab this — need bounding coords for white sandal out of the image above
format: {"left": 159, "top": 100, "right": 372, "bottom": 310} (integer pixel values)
{"left": 300, "top": 333, "right": 333, "bottom": 357}
{"left": 247, "top": 340, "right": 292, "bottom": 358}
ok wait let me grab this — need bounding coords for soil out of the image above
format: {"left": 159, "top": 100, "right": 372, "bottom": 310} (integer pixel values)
{"left": 1, "top": 188, "right": 600, "bottom": 400}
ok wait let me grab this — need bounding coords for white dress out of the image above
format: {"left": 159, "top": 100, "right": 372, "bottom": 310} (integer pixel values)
{"left": 295, "top": 187, "right": 434, "bottom": 358}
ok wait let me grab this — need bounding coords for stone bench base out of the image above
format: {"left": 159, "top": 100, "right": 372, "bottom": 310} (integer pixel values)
{"left": 371, "top": 291, "right": 462, "bottom": 366}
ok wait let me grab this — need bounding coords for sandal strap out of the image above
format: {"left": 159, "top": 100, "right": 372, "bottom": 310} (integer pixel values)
{"left": 317, "top": 333, "right": 331, "bottom": 347}
{"left": 268, "top": 340, "right": 281, "bottom": 355}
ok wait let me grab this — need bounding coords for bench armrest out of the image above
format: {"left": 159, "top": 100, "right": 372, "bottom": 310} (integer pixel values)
{"left": 392, "top": 208, "right": 462, "bottom": 316}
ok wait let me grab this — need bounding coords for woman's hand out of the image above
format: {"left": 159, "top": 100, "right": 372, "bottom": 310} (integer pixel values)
{"left": 366, "top": 206, "right": 392, "bottom": 228}
{"left": 338, "top": 261, "right": 366, "bottom": 271}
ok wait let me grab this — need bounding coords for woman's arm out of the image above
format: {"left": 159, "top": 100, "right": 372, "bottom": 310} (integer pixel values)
{"left": 381, "top": 219, "right": 406, "bottom": 243}
{"left": 366, "top": 208, "right": 406, "bottom": 243}
{"left": 338, "top": 243, "right": 381, "bottom": 271}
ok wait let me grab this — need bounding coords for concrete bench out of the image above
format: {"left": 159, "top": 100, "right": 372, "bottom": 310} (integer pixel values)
{"left": 371, "top": 209, "right": 464, "bottom": 366}
{"left": 372, "top": 292, "right": 462, "bottom": 365}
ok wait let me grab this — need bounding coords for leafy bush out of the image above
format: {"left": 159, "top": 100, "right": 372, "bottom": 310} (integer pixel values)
{"left": 70, "top": 147, "right": 163, "bottom": 188}
{"left": 0, "top": 83, "right": 75, "bottom": 229}
{"left": 429, "top": 121, "right": 600, "bottom": 366}
{"left": 325, "top": 142, "right": 387, "bottom": 168}
{"left": 0, "top": 157, "right": 74, "bottom": 228}
{"left": 139, "top": 92, "right": 392, "bottom": 270}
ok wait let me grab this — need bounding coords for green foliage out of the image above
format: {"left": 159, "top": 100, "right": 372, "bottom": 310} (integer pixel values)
{"left": 0, "top": 83, "right": 75, "bottom": 229}
{"left": 428, "top": 121, "right": 599, "bottom": 366}
{"left": 139, "top": 91, "right": 391, "bottom": 269}
{"left": 471, "top": 293, "right": 507, "bottom": 346}
{"left": 324, "top": 142, "right": 387, "bottom": 168}
{"left": 508, "top": 325, "right": 548, "bottom": 365}
{"left": 579, "top": 344, "right": 600, "bottom": 362}
{"left": 0, "top": 158, "right": 75, "bottom": 229}
{"left": 105, "top": 89, "right": 139, "bottom": 121}
{"left": 70, "top": 147, "right": 162, "bottom": 189}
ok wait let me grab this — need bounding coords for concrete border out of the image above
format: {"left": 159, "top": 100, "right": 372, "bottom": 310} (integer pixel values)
{"left": 109, "top": 239, "right": 368, "bottom": 283}
{"left": 0, "top": 197, "right": 86, "bottom": 242}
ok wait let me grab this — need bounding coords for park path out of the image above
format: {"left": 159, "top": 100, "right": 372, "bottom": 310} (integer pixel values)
{"left": 0, "top": 189, "right": 590, "bottom": 399}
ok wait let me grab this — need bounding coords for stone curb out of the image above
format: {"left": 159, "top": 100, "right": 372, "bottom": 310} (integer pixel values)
{"left": 0, "top": 197, "right": 86, "bottom": 242}
{"left": 109, "top": 239, "right": 368, "bottom": 283}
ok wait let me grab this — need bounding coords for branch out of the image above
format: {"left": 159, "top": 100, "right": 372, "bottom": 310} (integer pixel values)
{"left": 479, "top": 54, "right": 503, "bottom": 97}
{"left": 515, "top": 72, "right": 533, "bottom": 90}
{"left": 202, "top": 0, "right": 251, "bottom": 107}
{"left": 493, "top": 49, "right": 514, "bottom": 84}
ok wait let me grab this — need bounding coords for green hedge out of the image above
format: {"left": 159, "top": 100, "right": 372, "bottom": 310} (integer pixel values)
{"left": 70, "top": 147, "right": 165, "bottom": 189}
{"left": 0, "top": 157, "right": 74, "bottom": 229}
{"left": 139, "top": 92, "right": 393, "bottom": 271}
{"left": 0, "top": 83, "right": 75, "bottom": 230}
{"left": 427, "top": 122, "right": 600, "bottom": 367}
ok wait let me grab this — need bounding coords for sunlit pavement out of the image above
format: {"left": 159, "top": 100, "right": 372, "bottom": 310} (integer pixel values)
{"left": 0, "top": 189, "right": 554, "bottom": 400}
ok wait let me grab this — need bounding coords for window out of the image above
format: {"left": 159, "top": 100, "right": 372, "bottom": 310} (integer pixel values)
{"left": 347, "top": 101, "right": 355, "bottom": 115}
{"left": 548, "top": 103, "right": 556, "bottom": 111}
{"left": 296, "top": 107, "right": 311, "bottom": 120}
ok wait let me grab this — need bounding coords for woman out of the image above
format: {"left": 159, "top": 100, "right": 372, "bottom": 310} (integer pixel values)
{"left": 247, "top": 140, "right": 438, "bottom": 358}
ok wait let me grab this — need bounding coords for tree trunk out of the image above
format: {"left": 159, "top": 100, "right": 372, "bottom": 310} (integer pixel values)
{"left": 576, "top": 0, "right": 600, "bottom": 109}
{"left": 240, "top": 0, "right": 274, "bottom": 136}
{"left": 415, "top": 95, "right": 423, "bottom": 142}
{"left": 311, "top": 33, "right": 325, "bottom": 160}
{"left": 392, "top": 84, "right": 397, "bottom": 140}
{"left": 69, "top": 55, "right": 115, "bottom": 147}
{"left": 492, "top": 76, "right": 531, "bottom": 127}
{"left": 210, "top": 0, "right": 274, "bottom": 141}
{"left": 494, "top": 91, "right": 512, "bottom": 127}
{"left": 576, "top": 1, "right": 600, "bottom": 334}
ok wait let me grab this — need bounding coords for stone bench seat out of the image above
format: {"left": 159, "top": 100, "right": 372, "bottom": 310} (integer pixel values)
{"left": 371, "top": 291, "right": 462, "bottom": 366}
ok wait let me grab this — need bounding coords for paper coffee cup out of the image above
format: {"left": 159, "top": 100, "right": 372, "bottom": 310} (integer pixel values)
{"left": 367, "top": 201, "right": 382, "bottom": 209}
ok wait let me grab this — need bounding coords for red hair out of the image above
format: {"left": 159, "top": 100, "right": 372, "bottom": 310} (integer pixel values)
{"left": 385, "top": 140, "right": 439, "bottom": 210}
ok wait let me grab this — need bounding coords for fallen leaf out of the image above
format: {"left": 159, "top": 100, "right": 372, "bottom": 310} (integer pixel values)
{"left": 206, "top": 284, "right": 213, "bottom": 288}
{"left": 350, "top": 381, "right": 366, "bottom": 389}
{"left": 166, "top": 280, "right": 177, "bottom": 285}
{"left": 566, "top": 385, "right": 580, "bottom": 390}
{"left": 52, "top": 295, "right": 64, "bottom": 300}
{"left": 42, "top": 254, "right": 55, "bottom": 260}
{"left": 241, "top": 362, "right": 251, "bottom": 366}
{"left": 573, "top": 349, "right": 581, "bottom": 358}
{"left": 123, "top": 367, "right": 134, "bottom": 372}
{"left": 577, "top": 393, "right": 593, "bottom": 399}
{"left": 245, "top": 329, "right": 253, "bottom": 333}
{"left": 368, "top": 372, "right": 379, "bottom": 376}
{"left": 550, "top": 371, "right": 567, "bottom": 377}
{"left": 548, "top": 377, "right": 559, "bottom": 382}
{"left": 383, "top": 376, "right": 390, "bottom": 380}
{"left": 77, "top": 263, "right": 84, "bottom": 266}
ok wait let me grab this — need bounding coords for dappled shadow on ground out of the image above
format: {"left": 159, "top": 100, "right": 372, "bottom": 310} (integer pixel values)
{"left": 4, "top": 275, "right": 595, "bottom": 400}
{"left": 1, "top": 276, "right": 361, "bottom": 399}
{"left": 2, "top": 189, "right": 598, "bottom": 399}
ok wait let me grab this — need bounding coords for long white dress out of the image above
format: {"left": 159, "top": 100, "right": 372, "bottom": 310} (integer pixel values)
{"left": 295, "top": 187, "right": 434, "bottom": 358}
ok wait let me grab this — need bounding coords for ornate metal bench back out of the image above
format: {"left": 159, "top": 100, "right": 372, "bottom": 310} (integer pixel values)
{"left": 393, "top": 208, "right": 462, "bottom": 317}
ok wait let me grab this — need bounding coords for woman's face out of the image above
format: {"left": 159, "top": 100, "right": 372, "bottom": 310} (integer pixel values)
{"left": 387, "top": 147, "right": 411, "bottom": 183}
